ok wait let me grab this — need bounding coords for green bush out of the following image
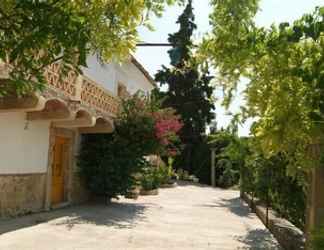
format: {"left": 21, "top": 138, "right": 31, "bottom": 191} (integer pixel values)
{"left": 197, "top": 129, "right": 307, "bottom": 229}
{"left": 155, "top": 162, "right": 176, "bottom": 185}
{"left": 242, "top": 152, "right": 306, "bottom": 229}
{"left": 176, "top": 168, "right": 190, "bottom": 180}
{"left": 188, "top": 140, "right": 212, "bottom": 184}
{"left": 156, "top": 165, "right": 170, "bottom": 185}
{"left": 173, "top": 133, "right": 226, "bottom": 185}
{"left": 140, "top": 164, "right": 161, "bottom": 191}
{"left": 180, "top": 130, "right": 246, "bottom": 187}
{"left": 78, "top": 134, "right": 146, "bottom": 200}
{"left": 311, "top": 224, "right": 324, "bottom": 250}
{"left": 217, "top": 158, "right": 239, "bottom": 188}
{"left": 78, "top": 93, "right": 182, "bottom": 200}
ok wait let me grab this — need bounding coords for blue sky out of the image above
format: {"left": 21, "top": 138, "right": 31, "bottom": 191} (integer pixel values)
{"left": 135, "top": 0, "right": 324, "bottom": 136}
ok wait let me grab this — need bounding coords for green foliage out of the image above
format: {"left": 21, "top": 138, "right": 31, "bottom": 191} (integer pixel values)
{"left": 185, "top": 139, "right": 211, "bottom": 184}
{"left": 78, "top": 134, "right": 147, "bottom": 199}
{"left": 211, "top": 130, "right": 248, "bottom": 188}
{"left": 154, "top": 158, "right": 176, "bottom": 185}
{"left": 216, "top": 158, "right": 239, "bottom": 188}
{"left": 178, "top": 128, "right": 246, "bottom": 187}
{"left": 0, "top": 0, "right": 177, "bottom": 96}
{"left": 203, "top": 1, "right": 324, "bottom": 170}
{"left": 78, "top": 93, "right": 181, "bottom": 199}
{"left": 311, "top": 224, "right": 324, "bottom": 250}
{"left": 176, "top": 168, "right": 190, "bottom": 180}
{"left": 155, "top": 0, "right": 215, "bottom": 172}
{"left": 116, "top": 93, "right": 160, "bottom": 156}
{"left": 140, "top": 164, "right": 161, "bottom": 191}
{"left": 242, "top": 149, "right": 307, "bottom": 229}
{"left": 207, "top": 124, "right": 306, "bottom": 228}
{"left": 155, "top": 165, "right": 170, "bottom": 185}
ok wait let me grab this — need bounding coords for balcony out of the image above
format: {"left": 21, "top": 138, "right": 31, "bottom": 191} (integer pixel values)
{"left": 44, "top": 62, "right": 120, "bottom": 116}
{"left": 0, "top": 62, "right": 120, "bottom": 133}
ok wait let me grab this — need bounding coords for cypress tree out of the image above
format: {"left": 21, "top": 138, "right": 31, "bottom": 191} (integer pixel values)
{"left": 155, "top": 0, "right": 215, "bottom": 171}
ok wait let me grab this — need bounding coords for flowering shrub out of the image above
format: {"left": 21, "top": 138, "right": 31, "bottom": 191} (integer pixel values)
{"left": 117, "top": 92, "right": 183, "bottom": 157}
{"left": 153, "top": 108, "right": 183, "bottom": 156}
{"left": 79, "top": 91, "right": 182, "bottom": 200}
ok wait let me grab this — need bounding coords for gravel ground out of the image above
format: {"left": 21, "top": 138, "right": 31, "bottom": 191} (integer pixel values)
{"left": 0, "top": 182, "right": 280, "bottom": 250}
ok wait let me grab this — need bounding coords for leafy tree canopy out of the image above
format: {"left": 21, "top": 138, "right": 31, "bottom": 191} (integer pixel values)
{"left": 202, "top": 1, "right": 324, "bottom": 171}
{"left": 0, "top": 0, "right": 178, "bottom": 96}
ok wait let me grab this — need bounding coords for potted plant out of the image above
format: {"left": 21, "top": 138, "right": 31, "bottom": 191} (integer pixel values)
{"left": 158, "top": 158, "right": 178, "bottom": 188}
{"left": 140, "top": 166, "right": 160, "bottom": 195}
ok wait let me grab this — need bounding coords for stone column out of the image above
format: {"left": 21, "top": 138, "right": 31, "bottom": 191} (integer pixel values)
{"left": 73, "top": 75, "right": 83, "bottom": 101}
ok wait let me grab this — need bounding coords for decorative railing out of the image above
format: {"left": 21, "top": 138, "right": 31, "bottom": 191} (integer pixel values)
{"left": 44, "top": 62, "right": 120, "bottom": 116}
{"left": 0, "top": 61, "right": 120, "bottom": 116}
{"left": 44, "top": 62, "right": 78, "bottom": 98}
{"left": 81, "top": 76, "right": 120, "bottom": 115}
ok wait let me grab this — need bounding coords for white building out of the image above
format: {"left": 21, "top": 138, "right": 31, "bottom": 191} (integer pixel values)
{"left": 0, "top": 56, "right": 155, "bottom": 217}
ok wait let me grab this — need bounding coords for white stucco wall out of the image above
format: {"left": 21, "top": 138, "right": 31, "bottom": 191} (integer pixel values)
{"left": 0, "top": 56, "right": 153, "bottom": 175}
{"left": 82, "top": 55, "right": 154, "bottom": 96}
{"left": 0, "top": 112, "right": 50, "bottom": 174}
{"left": 82, "top": 55, "right": 117, "bottom": 94}
{"left": 115, "top": 62, "right": 155, "bottom": 95}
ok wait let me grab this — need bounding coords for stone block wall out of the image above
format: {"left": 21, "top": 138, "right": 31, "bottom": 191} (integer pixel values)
{"left": 242, "top": 192, "right": 306, "bottom": 250}
{"left": 0, "top": 173, "right": 46, "bottom": 217}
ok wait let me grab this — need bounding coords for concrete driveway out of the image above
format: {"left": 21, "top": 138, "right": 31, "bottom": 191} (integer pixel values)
{"left": 0, "top": 182, "right": 280, "bottom": 250}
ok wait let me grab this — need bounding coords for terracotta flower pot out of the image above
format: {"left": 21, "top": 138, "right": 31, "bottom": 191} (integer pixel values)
{"left": 160, "top": 182, "right": 177, "bottom": 188}
{"left": 140, "top": 189, "right": 159, "bottom": 196}
{"left": 125, "top": 187, "right": 140, "bottom": 199}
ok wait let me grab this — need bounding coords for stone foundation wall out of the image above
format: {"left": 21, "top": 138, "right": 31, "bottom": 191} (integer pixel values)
{"left": 0, "top": 173, "right": 46, "bottom": 217}
{"left": 242, "top": 192, "right": 306, "bottom": 250}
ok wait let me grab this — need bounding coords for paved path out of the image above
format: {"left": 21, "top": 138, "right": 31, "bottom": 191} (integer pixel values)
{"left": 0, "top": 182, "right": 280, "bottom": 250}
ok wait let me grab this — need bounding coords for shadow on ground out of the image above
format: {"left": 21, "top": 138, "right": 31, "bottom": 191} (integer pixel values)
{"left": 198, "top": 197, "right": 253, "bottom": 218}
{"left": 235, "top": 228, "right": 281, "bottom": 250}
{"left": 0, "top": 201, "right": 149, "bottom": 235}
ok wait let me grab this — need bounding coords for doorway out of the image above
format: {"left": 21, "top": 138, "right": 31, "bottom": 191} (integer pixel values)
{"left": 51, "top": 136, "right": 69, "bottom": 205}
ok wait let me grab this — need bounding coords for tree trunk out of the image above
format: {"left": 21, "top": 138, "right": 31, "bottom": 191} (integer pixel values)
{"left": 305, "top": 143, "right": 324, "bottom": 249}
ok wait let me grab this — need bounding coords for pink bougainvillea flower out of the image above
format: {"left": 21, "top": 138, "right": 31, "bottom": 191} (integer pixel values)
{"left": 155, "top": 118, "right": 183, "bottom": 141}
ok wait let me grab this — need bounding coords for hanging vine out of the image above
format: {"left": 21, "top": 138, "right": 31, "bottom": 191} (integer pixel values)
{"left": 201, "top": 1, "right": 324, "bottom": 172}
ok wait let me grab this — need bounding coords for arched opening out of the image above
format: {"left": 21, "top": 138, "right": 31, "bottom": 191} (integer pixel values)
{"left": 53, "top": 109, "right": 96, "bottom": 128}
{"left": 79, "top": 116, "right": 114, "bottom": 134}
{"left": 27, "top": 98, "right": 71, "bottom": 121}
{"left": 0, "top": 93, "right": 46, "bottom": 112}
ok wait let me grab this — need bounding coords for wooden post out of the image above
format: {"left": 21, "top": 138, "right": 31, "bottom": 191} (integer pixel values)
{"left": 211, "top": 148, "right": 216, "bottom": 187}
{"left": 306, "top": 166, "right": 324, "bottom": 248}
{"left": 305, "top": 143, "right": 324, "bottom": 248}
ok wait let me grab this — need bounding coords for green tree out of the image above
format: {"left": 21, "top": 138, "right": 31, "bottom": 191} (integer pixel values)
{"left": 201, "top": 1, "right": 324, "bottom": 172}
{"left": 0, "top": 0, "right": 177, "bottom": 96}
{"left": 155, "top": 0, "right": 215, "bottom": 171}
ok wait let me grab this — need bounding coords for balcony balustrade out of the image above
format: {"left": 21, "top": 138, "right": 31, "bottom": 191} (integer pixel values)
{"left": 44, "top": 62, "right": 120, "bottom": 117}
